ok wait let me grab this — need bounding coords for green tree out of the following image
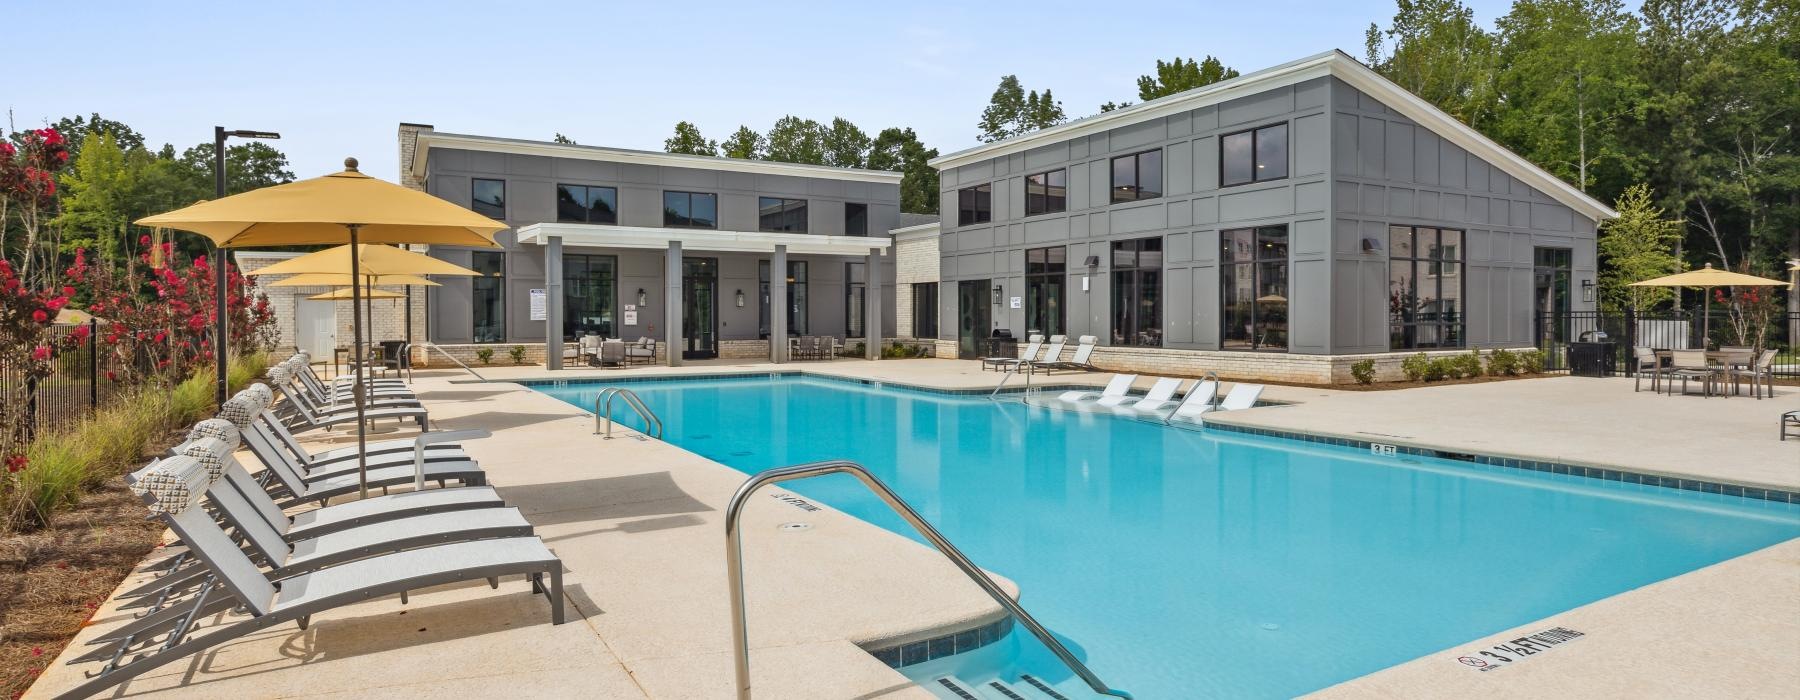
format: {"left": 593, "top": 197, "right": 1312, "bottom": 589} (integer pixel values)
{"left": 764, "top": 116, "right": 826, "bottom": 165}
{"left": 179, "top": 141, "right": 294, "bottom": 194}
{"left": 1365, "top": 0, "right": 1502, "bottom": 129}
{"left": 43, "top": 113, "right": 145, "bottom": 162}
{"left": 1494, "top": 0, "right": 1643, "bottom": 194}
{"left": 1136, "top": 56, "right": 1240, "bottom": 101}
{"left": 1596, "top": 184, "right": 1684, "bottom": 310}
{"left": 868, "top": 127, "right": 940, "bottom": 215}
{"left": 53, "top": 132, "right": 132, "bottom": 260}
{"left": 663, "top": 121, "right": 717, "bottom": 156}
{"left": 822, "top": 117, "right": 871, "bottom": 169}
{"left": 977, "top": 75, "right": 1027, "bottom": 142}
{"left": 553, "top": 133, "right": 577, "bottom": 144}
{"left": 720, "top": 126, "right": 765, "bottom": 160}
{"left": 1098, "top": 101, "right": 1132, "bottom": 113}
{"left": 1023, "top": 89, "right": 1066, "bottom": 131}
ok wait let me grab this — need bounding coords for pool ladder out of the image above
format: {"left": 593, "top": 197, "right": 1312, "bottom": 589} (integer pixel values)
{"left": 593, "top": 387, "right": 663, "bottom": 440}
{"left": 724, "top": 460, "right": 1134, "bottom": 700}
{"left": 988, "top": 360, "right": 1039, "bottom": 401}
{"left": 1163, "top": 370, "right": 1221, "bottom": 426}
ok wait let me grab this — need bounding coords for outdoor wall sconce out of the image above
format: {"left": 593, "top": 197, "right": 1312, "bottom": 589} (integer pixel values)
{"left": 1361, "top": 236, "right": 1384, "bottom": 254}
{"left": 637, "top": 288, "right": 647, "bottom": 306}
{"left": 735, "top": 289, "right": 746, "bottom": 307}
{"left": 1084, "top": 255, "right": 1100, "bottom": 268}
{"left": 992, "top": 284, "right": 1003, "bottom": 306}
{"left": 1580, "top": 278, "right": 1595, "bottom": 303}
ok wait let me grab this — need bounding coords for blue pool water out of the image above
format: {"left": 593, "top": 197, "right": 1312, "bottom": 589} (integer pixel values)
{"left": 536, "top": 375, "right": 1800, "bottom": 698}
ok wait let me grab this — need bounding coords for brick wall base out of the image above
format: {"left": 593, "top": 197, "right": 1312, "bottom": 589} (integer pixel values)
{"left": 1075, "top": 346, "right": 1533, "bottom": 384}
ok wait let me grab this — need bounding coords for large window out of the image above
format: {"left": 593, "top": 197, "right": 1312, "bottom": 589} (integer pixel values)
{"left": 555, "top": 184, "right": 617, "bottom": 224}
{"left": 912, "top": 282, "right": 938, "bottom": 338}
{"left": 472, "top": 178, "right": 505, "bottom": 219}
{"left": 1110, "top": 237, "right": 1162, "bottom": 347}
{"left": 957, "top": 184, "right": 992, "bottom": 225}
{"left": 1024, "top": 246, "right": 1066, "bottom": 337}
{"left": 1110, "top": 149, "right": 1163, "bottom": 203}
{"left": 845, "top": 202, "right": 868, "bottom": 236}
{"left": 1221, "top": 226, "right": 1289, "bottom": 350}
{"left": 758, "top": 260, "right": 808, "bottom": 337}
{"left": 662, "top": 191, "right": 717, "bottom": 229}
{"left": 563, "top": 254, "right": 617, "bottom": 341}
{"left": 1221, "top": 123, "right": 1289, "bottom": 187}
{"left": 1025, "top": 169, "right": 1067, "bottom": 216}
{"left": 846, "top": 262, "right": 867, "bottom": 338}
{"left": 1389, "top": 226, "right": 1465, "bottom": 349}
{"left": 1533, "top": 247, "right": 1572, "bottom": 345}
{"left": 471, "top": 251, "right": 505, "bottom": 343}
{"left": 758, "top": 197, "right": 807, "bottom": 232}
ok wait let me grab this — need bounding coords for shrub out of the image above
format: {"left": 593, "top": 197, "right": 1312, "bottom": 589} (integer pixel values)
{"left": 1400, "top": 352, "right": 1430, "bottom": 381}
{"left": 475, "top": 348, "right": 494, "bottom": 365}
{"left": 1519, "top": 349, "right": 1544, "bottom": 373}
{"left": 1486, "top": 348, "right": 1519, "bottom": 376}
{"left": 1423, "top": 357, "right": 1455, "bottom": 381}
{"left": 1452, "top": 348, "right": 1484, "bottom": 379}
{"left": 1350, "top": 359, "right": 1376, "bottom": 385}
{"left": 508, "top": 345, "right": 527, "bottom": 365}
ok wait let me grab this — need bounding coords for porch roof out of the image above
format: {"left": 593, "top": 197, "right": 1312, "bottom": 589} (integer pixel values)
{"left": 515, "top": 223, "right": 891, "bottom": 256}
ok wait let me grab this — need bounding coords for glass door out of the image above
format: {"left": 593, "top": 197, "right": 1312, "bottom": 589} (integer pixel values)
{"left": 682, "top": 257, "right": 718, "bottom": 359}
{"left": 956, "top": 279, "right": 990, "bottom": 359}
{"left": 1534, "top": 247, "right": 1572, "bottom": 346}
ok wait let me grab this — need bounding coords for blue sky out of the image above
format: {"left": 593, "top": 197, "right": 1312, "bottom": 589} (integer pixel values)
{"left": 13, "top": 0, "right": 1520, "bottom": 181}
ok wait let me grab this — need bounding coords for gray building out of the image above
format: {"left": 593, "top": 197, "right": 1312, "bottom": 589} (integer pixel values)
{"left": 399, "top": 126, "right": 901, "bottom": 366}
{"left": 927, "top": 51, "right": 1615, "bottom": 381}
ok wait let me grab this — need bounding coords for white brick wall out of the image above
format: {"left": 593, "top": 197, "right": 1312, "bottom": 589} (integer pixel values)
{"left": 893, "top": 228, "right": 939, "bottom": 341}
{"left": 236, "top": 250, "right": 426, "bottom": 359}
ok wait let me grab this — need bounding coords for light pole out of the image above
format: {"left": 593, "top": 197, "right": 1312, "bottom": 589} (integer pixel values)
{"left": 212, "top": 127, "right": 281, "bottom": 406}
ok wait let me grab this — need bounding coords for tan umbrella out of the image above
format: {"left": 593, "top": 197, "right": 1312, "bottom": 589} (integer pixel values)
{"left": 308, "top": 288, "right": 405, "bottom": 300}
{"left": 138, "top": 158, "right": 503, "bottom": 497}
{"left": 273, "top": 272, "right": 441, "bottom": 288}
{"left": 1630, "top": 263, "right": 1789, "bottom": 347}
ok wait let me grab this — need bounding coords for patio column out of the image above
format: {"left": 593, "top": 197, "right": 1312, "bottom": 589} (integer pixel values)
{"left": 770, "top": 245, "right": 787, "bottom": 363}
{"left": 865, "top": 249, "right": 882, "bottom": 360}
{"left": 545, "top": 235, "right": 563, "bottom": 370}
{"left": 665, "top": 240, "right": 682, "bottom": 367}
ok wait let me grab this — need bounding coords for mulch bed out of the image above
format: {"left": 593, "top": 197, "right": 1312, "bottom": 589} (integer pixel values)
{"left": 0, "top": 480, "right": 166, "bottom": 699}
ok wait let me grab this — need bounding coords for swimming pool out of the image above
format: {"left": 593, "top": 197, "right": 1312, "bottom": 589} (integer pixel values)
{"left": 535, "top": 375, "right": 1800, "bottom": 698}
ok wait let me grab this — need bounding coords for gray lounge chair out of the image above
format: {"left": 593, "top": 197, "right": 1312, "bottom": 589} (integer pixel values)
{"left": 268, "top": 364, "right": 429, "bottom": 432}
{"left": 290, "top": 354, "right": 414, "bottom": 403}
{"left": 982, "top": 333, "right": 1042, "bottom": 372}
{"left": 1041, "top": 335, "right": 1098, "bottom": 373}
{"left": 57, "top": 455, "right": 562, "bottom": 700}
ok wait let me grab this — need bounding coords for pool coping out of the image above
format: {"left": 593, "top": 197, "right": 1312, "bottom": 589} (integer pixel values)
{"left": 517, "top": 369, "right": 1799, "bottom": 506}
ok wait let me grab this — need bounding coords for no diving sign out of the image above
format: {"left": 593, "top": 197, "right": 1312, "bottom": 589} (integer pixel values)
{"left": 1453, "top": 626, "right": 1585, "bottom": 672}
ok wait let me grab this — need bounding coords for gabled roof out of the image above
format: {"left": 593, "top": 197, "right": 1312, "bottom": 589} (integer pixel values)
{"left": 929, "top": 50, "right": 1615, "bottom": 222}
{"left": 413, "top": 131, "right": 903, "bottom": 185}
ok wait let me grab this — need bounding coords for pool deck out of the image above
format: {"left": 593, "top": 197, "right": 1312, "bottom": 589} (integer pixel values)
{"left": 29, "top": 357, "right": 1800, "bottom": 699}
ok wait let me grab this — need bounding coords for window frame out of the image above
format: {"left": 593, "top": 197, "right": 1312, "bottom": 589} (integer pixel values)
{"left": 1024, "top": 168, "right": 1068, "bottom": 216}
{"left": 470, "top": 250, "right": 506, "bottom": 343}
{"left": 911, "top": 282, "right": 938, "bottom": 339}
{"left": 844, "top": 202, "right": 868, "bottom": 236}
{"left": 1109, "top": 237, "right": 1164, "bottom": 347}
{"left": 1110, "top": 149, "right": 1163, "bottom": 204}
{"left": 1219, "top": 225, "right": 1290, "bottom": 351}
{"left": 1388, "top": 225, "right": 1467, "bottom": 350}
{"left": 1024, "top": 246, "right": 1067, "bottom": 337}
{"left": 758, "top": 260, "right": 808, "bottom": 338}
{"left": 561, "top": 253, "right": 618, "bottom": 341}
{"left": 662, "top": 190, "right": 718, "bottom": 229}
{"left": 957, "top": 184, "right": 992, "bottom": 226}
{"left": 555, "top": 183, "right": 618, "bottom": 224}
{"left": 1220, "top": 122, "right": 1290, "bottom": 187}
{"left": 757, "top": 197, "right": 808, "bottom": 233}
{"left": 471, "top": 178, "right": 506, "bottom": 219}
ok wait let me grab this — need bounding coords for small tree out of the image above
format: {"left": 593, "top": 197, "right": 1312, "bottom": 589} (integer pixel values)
{"left": 1597, "top": 184, "right": 1682, "bottom": 311}
{"left": 663, "top": 122, "right": 717, "bottom": 156}
{"left": 1715, "top": 261, "right": 1784, "bottom": 354}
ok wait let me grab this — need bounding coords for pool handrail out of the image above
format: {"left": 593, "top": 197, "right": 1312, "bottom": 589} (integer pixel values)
{"left": 724, "top": 460, "right": 1134, "bottom": 700}
{"left": 422, "top": 342, "right": 487, "bottom": 381}
{"left": 989, "top": 360, "right": 1037, "bottom": 400}
{"left": 594, "top": 387, "right": 663, "bottom": 440}
{"left": 1164, "top": 370, "right": 1221, "bottom": 426}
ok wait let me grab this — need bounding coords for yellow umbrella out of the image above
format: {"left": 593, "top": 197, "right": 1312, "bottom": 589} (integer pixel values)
{"left": 137, "top": 158, "right": 503, "bottom": 497}
{"left": 247, "top": 243, "right": 482, "bottom": 278}
{"left": 308, "top": 288, "right": 405, "bottom": 300}
{"left": 272, "top": 272, "right": 442, "bottom": 288}
{"left": 1630, "top": 263, "right": 1788, "bottom": 347}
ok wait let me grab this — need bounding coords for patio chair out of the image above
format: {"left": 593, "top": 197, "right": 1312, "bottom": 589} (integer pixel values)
{"left": 1114, "top": 377, "right": 1183, "bottom": 413}
{"left": 625, "top": 337, "right": 656, "bottom": 366}
{"left": 1631, "top": 346, "right": 1662, "bottom": 393}
{"left": 983, "top": 334, "right": 1043, "bottom": 372}
{"left": 1666, "top": 350, "right": 1719, "bottom": 398}
{"left": 1783, "top": 410, "right": 1800, "bottom": 441}
{"left": 1170, "top": 383, "right": 1265, "bottom": 425}
{"left": 227, "top": 387, "right": 475, "bottom": 472}
{"left": 599, "top": 339, "right": 627, "bottom": 368}
{"left": 268, "top": 365, "right": 429, "bottom": 432}
{"left": 826, "top": 336, "right": 843, "bottom": 359}
{"left": 1728, "top": 349, "right": 1779, "bottom": 400}
{"left": 292, "top": 354, "right": 414, "bottom": 404}
{"left": 1041, "top": 335, "right": 1099, "bottom": 373}
{"left": 1129, "top": 379, "right": 1211, "bottom": 415}
{"left": 59, "top": 455, "right": 563, "bottom": 700}
{"left": 566, "top": 335, "right": 600, "bottom": 367}
{"left": 1056, "top": 373, "right": 1137, "bottom": 404}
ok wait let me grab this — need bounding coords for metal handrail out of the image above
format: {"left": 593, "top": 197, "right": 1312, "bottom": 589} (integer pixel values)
{"left": 724, "top": 460, "right": 1133, "bottom": 700}
{"left": 422, "top": 342, "right": 487, "bottom": 381}
{"left": 593, "top": 387, "right": 663, "bottom": 439}
{"left": 988, "top": 360, "right": 1037, "bottom": 400}
{"left": 1164, "top": 370, "right": 1221, "bottom": 426}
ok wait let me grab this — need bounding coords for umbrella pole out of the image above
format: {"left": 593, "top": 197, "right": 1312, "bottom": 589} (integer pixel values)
{"left": 347, "top": 228, "right": 369, "bottom": 498}
{"left": 1702, "top": 288, "right": 1711, "bottom": 350}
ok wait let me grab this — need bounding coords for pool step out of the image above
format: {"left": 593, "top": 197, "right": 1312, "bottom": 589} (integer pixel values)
{"left": 928, "top": 675, "right": 1068, "bottom": 700}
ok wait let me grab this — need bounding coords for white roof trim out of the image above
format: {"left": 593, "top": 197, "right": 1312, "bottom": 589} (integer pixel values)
{"left": 517, "top": 223, "right": 891, "bottom": 256}
{"left": 929, "top": 50, "right": 1615, "bottom": 222}
{"left": 887, "top": 222, "right": 940, "bottom": 238}
{"left": 414, "top": 132, "right": 904, "bottom": 185}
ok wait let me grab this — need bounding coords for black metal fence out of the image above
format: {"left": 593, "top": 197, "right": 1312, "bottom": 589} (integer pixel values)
{"left": 0, "top": 320, "right": 125, "bottom": 456}
{"left": 1535, "top": 309, "right": 1800, "bottom": 377}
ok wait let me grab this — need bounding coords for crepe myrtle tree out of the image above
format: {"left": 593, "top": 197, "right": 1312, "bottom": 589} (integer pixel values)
{"left": 0, "top": 254, "right": 90, "bottom": 468}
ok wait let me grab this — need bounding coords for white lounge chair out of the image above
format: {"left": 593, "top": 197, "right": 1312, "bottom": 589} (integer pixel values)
{"left": 61, "top": 455, "right": 563, "bottom": 700}
{"left": 1042, "top": 335, "right": 1097, "bottom": 373}
{"left": 983, "top": 334, "right": 1044, "bottom": 372}
{"left": 1122, "top": 378, "right": 1194, "bottom": 414}
{"left": 1171, "top": 383, "right": 1264, "bottom": 424}
{"left": 1056, "top": 373, "right": 1137, "bottom": 404}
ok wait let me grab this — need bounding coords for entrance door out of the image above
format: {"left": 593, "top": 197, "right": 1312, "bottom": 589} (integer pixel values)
{"left": 1534, "top": 247, "right": 1572, "bottom": 345}
{"left": 956, "top": 279, "right": 990, "bottom": 360}
{"left": 682, "top": 257, "right": 718, "bottom": 359}
{"left": 296, "top": 299, "right": 337, "bottom": 358}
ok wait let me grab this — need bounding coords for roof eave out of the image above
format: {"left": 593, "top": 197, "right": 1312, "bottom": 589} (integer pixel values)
{"left": 413, "top": 132, "right": 904, "bottom": 185}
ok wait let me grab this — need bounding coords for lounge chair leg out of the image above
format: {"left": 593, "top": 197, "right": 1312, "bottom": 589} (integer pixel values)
{"left": 296, "top": 615, "right": 310, "bottom": 630}
{"left": 399, "top": 590, "right": 408, "bottom": 605}
{"left": 489, "top": 576, "right": 501, "bottom": 590}
{"left": 549, "top": 568, "right": 565, "bottom": 625}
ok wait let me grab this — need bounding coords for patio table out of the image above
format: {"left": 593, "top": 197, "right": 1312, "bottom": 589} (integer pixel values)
{"left": 1653, "top": 349, "right": 1732, "bottom": 397}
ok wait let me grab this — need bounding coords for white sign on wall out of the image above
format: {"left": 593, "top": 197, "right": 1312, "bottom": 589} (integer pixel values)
{"left": 623, "top": 310, "right": 639, "bottom": 326}
{"left": 529, "top": 289, "right": 547, "bottom": 321}
{"left": 1009, "top": 296, "right": 1023, "bottom": 309}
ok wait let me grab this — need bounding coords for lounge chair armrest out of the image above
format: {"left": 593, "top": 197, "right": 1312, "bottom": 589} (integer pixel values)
{"left": 414, "top": 429, "right": 491, "bottom": 489}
